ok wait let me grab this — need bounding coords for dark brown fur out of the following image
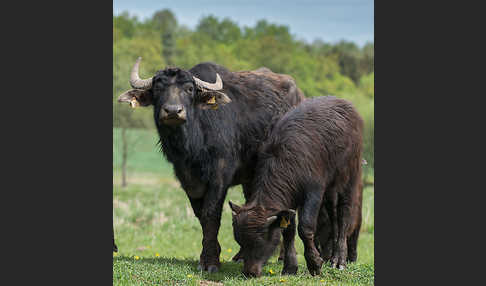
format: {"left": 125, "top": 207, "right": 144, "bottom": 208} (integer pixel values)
{"left": 315, "top": 181, "right": 363, "bottom": 264}
{"left": 229, "top": 96, "right": 363, "bottom": 277}
{"left": 117, "top": 62, "right": 304, "bottom": 272}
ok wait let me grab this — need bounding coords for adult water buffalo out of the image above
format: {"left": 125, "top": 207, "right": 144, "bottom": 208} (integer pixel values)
{"left": 117, "top": 58, "right": 304, "bottom": 272}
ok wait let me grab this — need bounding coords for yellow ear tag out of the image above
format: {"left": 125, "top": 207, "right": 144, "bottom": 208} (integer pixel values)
{"left": 206, "top": 96, "right": 218, "bottom": 110}
{"left": 280, "top": 217, "right": 290, "bottom": 228}
{"left": 207, "top": 96, "right": 216, "bottom": 104}
{"left": 130, "top": 98, "right": 140, "bottom": 108}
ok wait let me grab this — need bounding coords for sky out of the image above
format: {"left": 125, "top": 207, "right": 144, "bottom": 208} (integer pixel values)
{"left": 113, "top": 0, "right": 374, "bottom": 47}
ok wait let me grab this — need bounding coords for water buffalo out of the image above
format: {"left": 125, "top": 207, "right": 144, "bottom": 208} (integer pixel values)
{"left": 229, "top": 96, "right": 364, "bottom": 277}
{"left": 117, "top": 57, "right": 304, "bottom": 272}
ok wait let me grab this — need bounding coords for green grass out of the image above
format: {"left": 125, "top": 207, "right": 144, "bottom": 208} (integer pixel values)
{"left": 113, "top": 128, "right": 174, "bottom": 176}
{"left": 113, "top": 128, "right": 374, "bottom": 285}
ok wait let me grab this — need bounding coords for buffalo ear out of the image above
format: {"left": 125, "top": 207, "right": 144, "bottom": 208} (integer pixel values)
{"left": 228, "top": 201, "right": 241, "bottom": 216}
{"left": 196, "top": 90, "right": 231, "bottom": 110}
{"left": 118, "top": 89, "right": 153, "bottom": 107}
{"left": 266, "top": 209, "right": 296, "bottom": 229}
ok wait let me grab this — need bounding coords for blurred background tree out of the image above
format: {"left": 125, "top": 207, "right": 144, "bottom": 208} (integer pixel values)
{"left": 150, "top": 9, "right": 177, "bottom": 65}
{"left": 113, "top": 10, "right": 375, "bottom": 182}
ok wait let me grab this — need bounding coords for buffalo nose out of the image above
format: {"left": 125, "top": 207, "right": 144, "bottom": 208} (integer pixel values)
{"left": 164, "top": 105, "right": 183, "bottom": 115}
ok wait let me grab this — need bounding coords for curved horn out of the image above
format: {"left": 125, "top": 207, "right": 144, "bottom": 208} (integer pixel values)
{"left": 193, "top": 73, "right": 223, "bottom": 90}
{"left": 265, "top": 216, "right": 278, "bottom": 227}
{"left": 130, "top": 57, "right": 153, "bottom": 89}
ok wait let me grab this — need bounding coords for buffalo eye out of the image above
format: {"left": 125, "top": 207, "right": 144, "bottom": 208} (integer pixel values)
{"left": 184, "top": 84, "right": 194, "bottom": 94}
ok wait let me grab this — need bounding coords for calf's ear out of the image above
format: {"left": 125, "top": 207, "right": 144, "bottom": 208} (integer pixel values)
{"left": 118, "top": 89, "right": 153, "bottom": 107}
{"left": 196, "top": 90, "right": 231, "bottom": 110}
{"left": 228, "top": 201, "right": 241, "bottom": 216}
{"left": 266, "top": 209, "right": 296, "bottom": 229}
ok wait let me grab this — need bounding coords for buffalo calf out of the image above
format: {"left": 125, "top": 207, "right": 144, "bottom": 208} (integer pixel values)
{"left": 229, "top": 96, "right": 364, "bottom": 276}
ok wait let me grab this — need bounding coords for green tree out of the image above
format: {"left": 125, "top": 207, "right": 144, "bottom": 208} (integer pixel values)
{"left": 113, "top": 34, "right": 166, "bottom": 186}
{"left": 360, "top": 72, "right": 374, "bottom": 99}
{"left": 151, "top": 9, "right": 178, "bottom": 65}
{"left": 113, "top": 12, "right": 138, "bottom": 38}
{"left": 196, "top": 16, "right": 241, "bottom": 43}
{"left": 360, "top": 42, "right": 374, "bottom": 76}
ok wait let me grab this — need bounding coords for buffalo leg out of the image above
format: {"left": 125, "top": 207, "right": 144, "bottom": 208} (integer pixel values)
{"left": 347, "top": 181, "right": 363, "bottom": 263}
{"left": 332, "top": 179, "right": 360, "bottom": 269}
{"left": 190, "top": 195, "right": 224, "bottom": 272}
{"left": 278, "top": 241, "right": 285, "bottom": 261}
{"left": 241, "top": 182, "right": 253, "bottom": 202}
{"left": 347, "top": 220, "right": 360, "bottom": 263}
{"left": 326, "top": 187, "right": 340, "bottom": 267}
{"left": 188, "top": 197, "right": 207, "bottom": 269}
{"left": 198, "top": 183, "right": 228, "bottom": 273}
{"left": 320, "top": 230, "right": 334, "bottom": 262}
{"left": 331, "top": 197, "right": 351, "bottom": 269}
{"left": 297, "top": 189, "right": 324, "bottom": 276}
{"left": 281, "top": 215, "right": 298, "bottom": 275}
{"left": 316, "top": 201, "right": 333, "bottom": 262}
{"left": 347, "top": 199, "right": 362, "bottom": 263}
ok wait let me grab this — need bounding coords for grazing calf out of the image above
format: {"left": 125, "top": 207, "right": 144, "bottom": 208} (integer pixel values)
{"left": 229, "top": 96, "right": 364, "bottom": 277}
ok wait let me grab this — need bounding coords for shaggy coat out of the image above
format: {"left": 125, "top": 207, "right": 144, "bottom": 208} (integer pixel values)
{"left": 118, "top": 62, "right": 304, "bottom": 272}
{"left": 230, "top": 96, "right": 363, "bottom": 277}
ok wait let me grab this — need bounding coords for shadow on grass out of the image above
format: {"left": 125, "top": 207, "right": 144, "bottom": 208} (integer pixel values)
{"left": 114, "top": 256, "right": 247, "bottom": 281}
{"left": 115, "top": 255, "right": 198, "bottom": 267}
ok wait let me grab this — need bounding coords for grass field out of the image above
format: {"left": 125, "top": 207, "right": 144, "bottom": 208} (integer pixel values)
{"left": 113, "top": 128, "right": 374, "bottom": 285}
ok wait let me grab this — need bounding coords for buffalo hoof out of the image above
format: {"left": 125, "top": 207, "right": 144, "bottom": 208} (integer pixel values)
{"left": 197, "top": 263, "right": 220, "bottom": 273}
{"left": 207, "top": 265, "right": 219, "bottom": 273}
{"left": 330, "top": 259, "right": 346, "bottom": 270}
{"left": 347, "top": 252, "right": 357, "bottom": 263}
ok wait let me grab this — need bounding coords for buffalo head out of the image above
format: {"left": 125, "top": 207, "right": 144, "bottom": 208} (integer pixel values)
{"left": 229, "top": 201, "right": 296, "bottom": 277}
{"left": 118, "top": 57, "right": 231, "bottom": 126}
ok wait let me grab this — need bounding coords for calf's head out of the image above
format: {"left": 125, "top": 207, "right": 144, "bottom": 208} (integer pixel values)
{"left": 229, "top": 201, "right": 295, "bottom": 277}
{"left": 118, "top": 57, "right": 231, "bottom": 127}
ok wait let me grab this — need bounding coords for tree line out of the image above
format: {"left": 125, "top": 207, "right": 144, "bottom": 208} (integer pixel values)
{"left": 113, "top": 9, "right": 374, "bottom": 171}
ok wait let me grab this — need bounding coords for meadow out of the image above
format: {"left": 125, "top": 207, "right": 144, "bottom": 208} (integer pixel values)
{"left": 113, "top": 128, "right": 374, "bottom": 285}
